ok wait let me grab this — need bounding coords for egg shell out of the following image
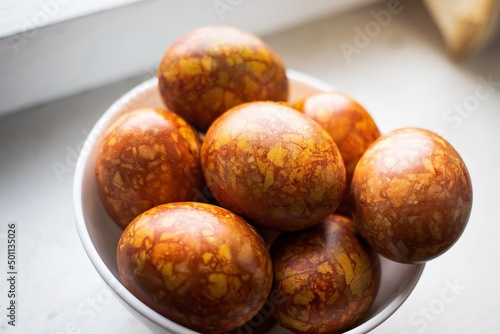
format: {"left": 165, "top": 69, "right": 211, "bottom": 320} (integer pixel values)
{"left": 201, "top": 101, "right": 346, "bottom": 231}
{"left": 225, "top": 297, "right": 278, "bottom": 334}
{"left": 116, "top": 202, "right": 273, "bottom": 333}
{"left": 95, "top": 108, "right": 204, "bottom": 229}
{"left": 271, "top": 214, "right": 381, "bottom": 334}
{"left": 158, "top": 25, "right": 289, "bottom": 132}
{"left": 292, "top": 92, "right": 381, "bottom": 216}
{"left": 350, "top": 127, "right": 473, "bottom": 263}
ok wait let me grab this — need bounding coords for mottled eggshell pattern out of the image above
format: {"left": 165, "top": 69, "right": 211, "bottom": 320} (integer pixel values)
{"left": 201, "top": 101, "right": 346, "bottom": 231}
{"left": 226, "top": 297, "right": 278, "bottom": 334}
{"left": 95, "top": 108, "right": 204, "bottom": 229}
{"left": 116, "top": 202, "right": 273, "bottom": 333}
{"left": 292, "top": 92, "right": 381, "bottom": 215}
{"left": 271, "top": 214, "right": 381, "bottom": 334}
{"left": 351, "top": 127, "right": 473, "bottom": 263}
{"left": 158, "top": 25, "right": 289, "bottom": 132}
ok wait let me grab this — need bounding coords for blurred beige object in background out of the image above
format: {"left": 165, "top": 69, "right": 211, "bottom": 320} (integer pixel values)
{"left": 423, "top": 0, "right": 500, "bottom": 59}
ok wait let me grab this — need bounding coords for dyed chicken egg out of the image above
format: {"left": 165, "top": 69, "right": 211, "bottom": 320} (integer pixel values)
{"left": 201, "top": 101, "right": 346, "bottom": 231}
{"left": 116, "top": 202, "right": 273, "bottom": 333}
{"left": 226, "top": 297, "right": 278, "bottom": 334}
{"left": 271, "top": 214, "right": 380, "bottom": 334}
{"left": 158, "top": 25, "right": 289, "bottom": 132}
{"left": 95, "top": 108, "right": 204, "bottom": 229}
{"left": 350, "top": 127, "right": 473, "bottom": 263}
{"left": 292, "top": 91, "right": 381, "bottom": 215}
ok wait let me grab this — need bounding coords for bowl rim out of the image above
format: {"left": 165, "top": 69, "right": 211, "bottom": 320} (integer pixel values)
{"left": 73, "top": 69, "right": 425, "bottom": 334}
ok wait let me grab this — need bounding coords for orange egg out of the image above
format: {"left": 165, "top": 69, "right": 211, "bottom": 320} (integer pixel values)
{"left": 226, "top": 297, "right": 278, "bottom": 334}
{"left": 351, "top": 127, "right": 473, "bottom": 263}
{"left": 271, "top": 214, "right": 380, "bottom": 333}
{"left": 95, "top": 108, "right": 204, "bottom": 229}
{"left": 158, "top": 26, "right": 288, "bottom": 132}
{"left": 201, "top": 101, "right": 346, "bottom": 231}
{"left": 116, "top": 202, "right": 273, "bottom": 333}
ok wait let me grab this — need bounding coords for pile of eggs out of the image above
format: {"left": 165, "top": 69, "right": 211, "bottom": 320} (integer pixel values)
{"left": 95, "top": 26, "right": 473, "bottom": 334}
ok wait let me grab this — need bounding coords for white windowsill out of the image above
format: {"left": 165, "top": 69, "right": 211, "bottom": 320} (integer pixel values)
{"left": 0, "top": 0, "right": 144, "bottom": 38}
{"left": 0, "top": 0, "right": 382, "bottom": 117}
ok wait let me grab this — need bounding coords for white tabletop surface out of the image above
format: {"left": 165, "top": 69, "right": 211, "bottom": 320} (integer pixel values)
{"left": 1, "top": 1, "right": 499, "bottom": 333}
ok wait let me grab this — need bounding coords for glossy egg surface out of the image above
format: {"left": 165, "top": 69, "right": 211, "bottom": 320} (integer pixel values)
{"left": 351, "top": 127, "right": 473, "bottom": 263}
{"left": 201, "top": 101, "right": 346, "bottom": 231}
{"left": 271, "top": 214, "right": 380, "bottom": 333}
{"left": 95, "top": 108, "right": 204, "bottom": 229}
{"left": 158, "top": 25, "right": 288, "bottom": 132}
{"left": 116, "top": 202, "right": 273, "bottom": 333}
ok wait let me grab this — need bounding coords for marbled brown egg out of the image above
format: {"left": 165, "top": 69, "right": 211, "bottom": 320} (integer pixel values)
{"left": 225, "top": 295, "right": 280, "bottom": 334}
{"left": 158, "top": 25, "right": 288, "bottom": 132}
{"left": 201, "top": 101, "right": 346, "bottom": 231}
{"left": 292, "top": 92, "right": 381, "bottom": 216}
{"left": 95, "top": 108, "right": 204, "bottom": 229}
{"left": 351, "top": 127, "right": 473, "bottom": 263}
{"left": 271, "top": 214, "right": 381, "bottom": 334}
{"left": 117, "top": 202, "right": 273, "bottom": 333}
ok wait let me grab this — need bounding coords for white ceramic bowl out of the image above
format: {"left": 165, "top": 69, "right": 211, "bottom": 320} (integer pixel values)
{"left": 73, "top": 69, "right": 425, "bottom": 334}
